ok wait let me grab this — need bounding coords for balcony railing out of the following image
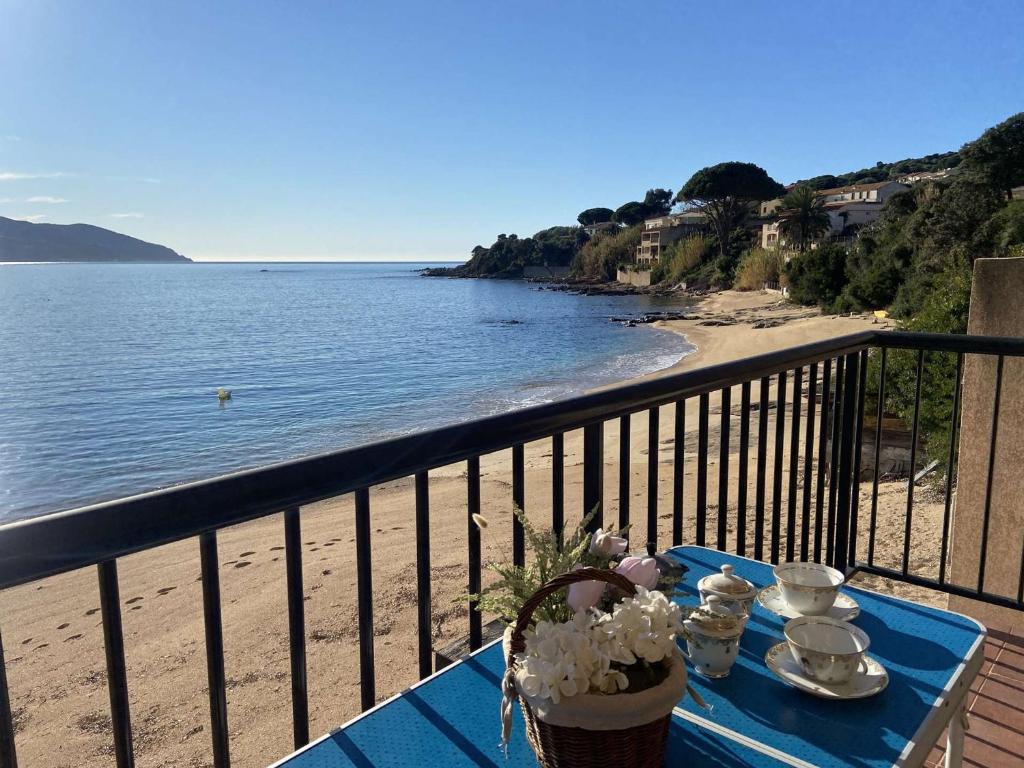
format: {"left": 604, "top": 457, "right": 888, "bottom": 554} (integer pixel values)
{"left": 1, "top": 329, "right": 1023, "bottom": 767}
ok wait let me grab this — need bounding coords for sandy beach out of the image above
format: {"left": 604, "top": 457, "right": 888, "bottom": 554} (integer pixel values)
{"left": 1, "top": 290, "right": 949, "bottom": 768}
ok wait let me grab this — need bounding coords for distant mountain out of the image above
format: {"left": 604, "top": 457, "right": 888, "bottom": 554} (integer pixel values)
{"left": 0, "top": 216, "right": 191, "bottom": 263}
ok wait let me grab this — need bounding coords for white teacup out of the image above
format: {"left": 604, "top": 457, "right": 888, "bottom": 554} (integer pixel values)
{"left": 774, "top": 561, "right": 844, "bottom": 616}
{"left": 784, "top": 616, "right": 870, "bottom": 684}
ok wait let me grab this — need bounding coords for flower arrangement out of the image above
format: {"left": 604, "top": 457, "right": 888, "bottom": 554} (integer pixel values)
{"left": 466, "top": 507, "right": 691, "bottom": 704}
{"left": 517, "top": 586, "right": 685, "bottom": 703}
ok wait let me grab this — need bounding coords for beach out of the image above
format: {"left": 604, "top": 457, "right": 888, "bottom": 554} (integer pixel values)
{"left": 1, "top": 289, "right": 948, "bottom": 768}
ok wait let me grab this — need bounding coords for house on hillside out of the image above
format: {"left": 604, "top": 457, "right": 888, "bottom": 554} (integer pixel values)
{"left": 760, "top": 181, "right": 909, "bottom": 250}
{"left": 897, "top": 168, "right": 957, "bottom": 185}
{"left": 635, "top": 211, "right": 707, "bottom": 266}
{"left": 582, "top": 221, "right": 620, "bottom": 238}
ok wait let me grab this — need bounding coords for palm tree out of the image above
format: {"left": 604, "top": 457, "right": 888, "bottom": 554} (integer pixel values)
{"left": 777, "top": 185, "right": 831, "bottom": 251}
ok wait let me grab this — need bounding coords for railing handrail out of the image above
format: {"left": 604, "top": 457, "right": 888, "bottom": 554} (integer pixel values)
{"left": 2, "top": 329, "right": 1023, "bottom": 589}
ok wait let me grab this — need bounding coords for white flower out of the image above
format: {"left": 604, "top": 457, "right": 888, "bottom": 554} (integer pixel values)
{"left": 516, "top": 586, "right": 685, "bottom": 704}
{"left": 589, "top": 528, "right": 628, "bottom": 557}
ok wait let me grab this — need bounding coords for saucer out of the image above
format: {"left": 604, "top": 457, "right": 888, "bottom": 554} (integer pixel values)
{"left": 765, "top": 642, "right": 888, "bottom": 700}
{"left": 757, "top": 584, "right": 860, "bottom": 621}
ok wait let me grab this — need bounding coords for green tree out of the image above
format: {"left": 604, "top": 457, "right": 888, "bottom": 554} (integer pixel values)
{"left": 611, "top": 201, "right": 648, "bottom": 226}
{"left": 784, "top": 243, "right": 848, "bottom": 308}
{"left": 676, "top": 162, "right": 785, "bottom": 259}
{"left": 571, "top": 225, "right": 642, "bottom": 280}
{"left": 776, "top": 185, "right": 831, "bottom": 251}
{"left": 577, "top": 207, "right": 614, "bottom": 226}
{"left": 642, "top": 188, "right": 673, "bottom": 217}
{"left": 960, "top": 112, "right": 1024, "bottom": 199}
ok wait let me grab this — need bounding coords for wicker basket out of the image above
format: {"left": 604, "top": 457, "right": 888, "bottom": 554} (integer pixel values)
{"left": 503, "top": 568, "right": 687, "bottom": 768}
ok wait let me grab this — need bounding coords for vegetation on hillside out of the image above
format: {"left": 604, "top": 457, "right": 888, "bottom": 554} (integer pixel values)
{"left": 784, "top": 112, "right": 1024, "bottom": 462}
{"left": 571, "top": 225, "right": 642, "bottom": 281}
{"left": 428, "top": 225, "right": 587, "bottom": 278}
{"left": 794, "top": 151, "right": 962, "bottom": 191}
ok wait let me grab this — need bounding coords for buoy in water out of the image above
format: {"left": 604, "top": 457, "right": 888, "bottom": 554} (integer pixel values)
{"left": 217, "top": 388, "right": 232, "bottom": 401}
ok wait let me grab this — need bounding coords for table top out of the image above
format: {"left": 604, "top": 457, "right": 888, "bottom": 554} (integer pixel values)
{"left": 272, "top": 545, "right": 985, "bottom": 768}
{"left": 273, "top": 638, "right": 787, "bottom": 767}
{"left": 667, "top": 546, "right": 986, "bottom": 768}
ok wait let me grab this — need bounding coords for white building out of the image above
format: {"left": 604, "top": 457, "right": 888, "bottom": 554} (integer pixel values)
{"left": 760, "top": 181, "right": 909, "bottom": 250}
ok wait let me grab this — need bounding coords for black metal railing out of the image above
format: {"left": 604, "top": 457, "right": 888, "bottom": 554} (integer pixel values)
{"left": 1, "top": 329, "right": 1023, "bottom": 768}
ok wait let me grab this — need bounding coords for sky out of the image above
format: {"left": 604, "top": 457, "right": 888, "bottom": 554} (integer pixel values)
{"left": 1, "top": 1, "right": 1022, "bottom": 262}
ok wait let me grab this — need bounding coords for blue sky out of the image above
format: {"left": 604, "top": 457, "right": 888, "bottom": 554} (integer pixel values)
{"left": 1, "top": 1, "right": 1021, "bottom": 262}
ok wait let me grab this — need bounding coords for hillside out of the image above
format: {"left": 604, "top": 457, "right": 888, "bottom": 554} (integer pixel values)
{"left": 0, "top": 217, "right": 191, "bottom": 263}
{"left": 793, "top": 151, "right": 961, "bottom": 190}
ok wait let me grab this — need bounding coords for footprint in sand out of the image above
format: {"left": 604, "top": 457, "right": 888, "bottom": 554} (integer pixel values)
{"left": 130, "top": 606, "right": 142, "bottom": 611}
{"left": 57, "top": 623, "right": 69, "bottom": 630}
{"left": 323, "top": 542, "right": 334, "bottom": 547}
{"left": 271, "top": 557, "right": 280, "bottom": 562}
{"left": 64, "top": 634, "right": 83, "bottom": 642}
{"left": 125, "top": 596, "right": 144, "bottom": 605}
{"left": 225, "top": 560, "right": 238, "bottom": 566}
{"left": 270, "top": 546, "right": 284, "bottom": 552}
{"left": 20, "top": 638, "right": 32, "bottom": 646}
{"left": 305, "top": 541, "right": 315, "bottom": 546}
{"left": 239, "top": 551, "right": 255, "bottom": 557}
{"left": 391, "top": 526, "right": 404, "bottom": 531}
{"left": 35, "top": 643, "right": 48, "bottom": 650}
{"left": 310, "top": 548, "right": 319, "bottom": 552}
{"left": 85, "top": 608, "right": 99, "bottom": 616}
{"left": 234, "top": 561, "right": 251, "bottom": 569}
{"left": 157, "top": 587, "right": 176, "bottom": 596}
{"left": 322, "top": 569, "right": 332, "bottom": 576}
{"left": 330, "top": 538, "right": 342, "bottom": 543}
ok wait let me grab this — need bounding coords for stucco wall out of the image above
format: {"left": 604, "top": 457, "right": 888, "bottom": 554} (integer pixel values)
{"left": 949, "top": 257, "right": 1024, "bottom": 627}
{"left": 616, "top": 268, "right": 651, "bottom": 287}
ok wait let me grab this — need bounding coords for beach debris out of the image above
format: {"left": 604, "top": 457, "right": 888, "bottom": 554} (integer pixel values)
{"left": 913, "top": 459, "right": 940, "bottom": 485}
{"left": 472, "top": 513, "right": 489, "bottom": 530}
{"left": 217, "top": 387, "right": 232, "bottom": 401}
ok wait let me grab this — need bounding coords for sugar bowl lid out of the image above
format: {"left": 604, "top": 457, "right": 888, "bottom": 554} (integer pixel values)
{"left": 698, "top": 564, "right": 758, "bottom": 600}
{"left": 685, "top": 595, "right": 743, "bottom": 638}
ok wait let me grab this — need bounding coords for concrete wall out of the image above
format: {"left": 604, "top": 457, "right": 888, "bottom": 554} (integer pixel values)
{"left": 949, "top": 257, "right": 1024, "bottom": 627}
{"left": 616, "top": 268, "right": 652, "bottom": 287}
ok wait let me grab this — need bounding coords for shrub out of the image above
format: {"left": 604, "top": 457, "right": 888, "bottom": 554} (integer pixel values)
{"left": 572, "top": 225, "right": 641, "bottom": 280}
{"left": 652, "top": 235, "right": 708, "bottom": 284}
{"left": 734, "top": 248, "right": 785, "bottom": 290}
{"left": 784, "top": 244, "right": 849, "bottom": 307}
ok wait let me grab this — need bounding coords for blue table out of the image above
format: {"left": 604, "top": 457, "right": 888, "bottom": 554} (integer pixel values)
{"left": 272, "top": 546, "right": 984, "bottom": 768}
{"left": 666, "top": 546, "right": 985, "bottom": 768}
{"left": 272, "top": 637, "right": 787, "bottom": 767}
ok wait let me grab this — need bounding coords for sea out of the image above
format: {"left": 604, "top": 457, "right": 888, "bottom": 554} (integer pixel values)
{"left": 0, "top": 262, "right": 694, "bottom": 521}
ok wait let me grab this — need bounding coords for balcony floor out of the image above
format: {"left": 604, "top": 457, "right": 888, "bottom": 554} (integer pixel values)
{"left": 927, "top": 619, "right": 1024, "bottom": 767}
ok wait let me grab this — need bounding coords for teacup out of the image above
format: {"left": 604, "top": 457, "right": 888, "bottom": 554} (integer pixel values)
{"left": 774, "top": 561, "right": 844, "bottom": 616}
{"left": 784, "top": 616, "right": 870, "bottom": 684}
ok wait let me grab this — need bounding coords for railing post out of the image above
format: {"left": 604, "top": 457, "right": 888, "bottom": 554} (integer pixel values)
{"left": 466, "top": 460, "right": 482, "bottom": 650}
{"left": 98, "top": 560, "right": 134, "bottom": 768}
{"left": 552, "top": 433, "right": 565, "bottom": 549}
{"left": 512, "top": 444, "right": 525, "bottom": 567}
{"left": 0, "top": 630, "right": 18, "bottom": 768}
{"left": 415, "top": 471, "right": 432, "bottom": 679}
{"left": 199, "top": 531, "right": 230, "bottom": 768}
{"left": 283, "top": 508, "right": 310, "bottom": 742}
{"left": 833, "top": 353, "right": 860, "bottom": 574}
{"left": 354, "top": 491, "right": 376, "bottom": 710}
{"left": 583, "top": 423, "right": 604, "bottom": 532}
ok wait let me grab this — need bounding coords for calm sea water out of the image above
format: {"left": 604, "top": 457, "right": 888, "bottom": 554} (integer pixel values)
{"left": 0, "top": 263, "right": 693, "bottom": 520}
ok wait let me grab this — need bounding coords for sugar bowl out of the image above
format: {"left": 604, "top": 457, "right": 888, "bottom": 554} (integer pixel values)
{"left": 683, "top": 595, "right": 745, "bottom": 678}
{"left": 698, "top": 564, "right": 758, "bottom": 618}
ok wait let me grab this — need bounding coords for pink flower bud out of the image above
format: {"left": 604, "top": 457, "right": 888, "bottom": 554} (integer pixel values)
{"left": 615, "top": 556, "right": 659, "bottom": 590}
{"left": 567, "top": 565, "right": 606, "bottom": 612}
